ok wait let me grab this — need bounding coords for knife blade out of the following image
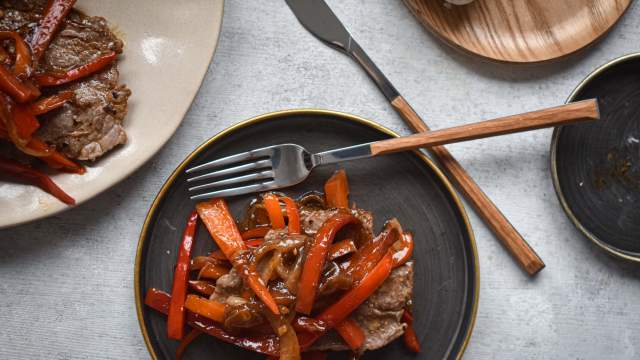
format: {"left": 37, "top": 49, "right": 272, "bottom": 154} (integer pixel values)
{"left": 285, "top": 0, "right": 399, "bottom": 101}
{"left": 285, "top": 0, "right": 545, "bottom": 275}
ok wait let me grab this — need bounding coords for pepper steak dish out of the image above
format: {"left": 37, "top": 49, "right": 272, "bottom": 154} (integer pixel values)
{"left": 0, "top": 0, "right": 130, "bottom": 205}
{"left": 145, "top": 170, "right": 421, "bottom": 359}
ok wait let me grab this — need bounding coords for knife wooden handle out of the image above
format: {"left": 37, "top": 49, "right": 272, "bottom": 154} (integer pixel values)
{"left": 391, "top": 95, "right": 547, "bottom": 275}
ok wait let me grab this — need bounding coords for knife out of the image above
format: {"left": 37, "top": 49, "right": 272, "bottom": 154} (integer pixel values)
{"left": 285, "top": 0, "right": 545, "bottom": 275}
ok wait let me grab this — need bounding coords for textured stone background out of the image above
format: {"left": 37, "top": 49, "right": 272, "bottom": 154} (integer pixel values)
{"left": 1, "top": 1, "right": 639, "bottom": 359}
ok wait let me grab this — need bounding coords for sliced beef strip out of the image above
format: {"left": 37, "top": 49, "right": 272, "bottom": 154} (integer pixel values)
{"left": 0, "top": 0, "right": 130, "bottom": 161}
{"left": 210, "top": 268, "right": 243, "bottom": 304}
{"left": 300, "top": 208, "right": 374, "bottom": 238}
{"left": 311, "top": 261, "right": 414, "bottom": 353}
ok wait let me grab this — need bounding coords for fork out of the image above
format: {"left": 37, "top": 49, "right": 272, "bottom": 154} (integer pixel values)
{"left": 186, "top": 99, "right": 598, "bottom": 200}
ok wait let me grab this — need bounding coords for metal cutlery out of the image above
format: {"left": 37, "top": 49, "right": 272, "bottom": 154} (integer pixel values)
{"left": 187, "top": 100, "right": 598, "bottom": 208}
{"left": 284, "top": 0, "right": 551, "bottom": 275}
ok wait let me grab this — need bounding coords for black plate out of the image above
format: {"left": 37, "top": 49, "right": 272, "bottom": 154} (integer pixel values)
{"left": 135, "top": 110, "right": 479, "bottom": 359}
{"left": 551, "top": 54, "right": 640, "bottom": 260}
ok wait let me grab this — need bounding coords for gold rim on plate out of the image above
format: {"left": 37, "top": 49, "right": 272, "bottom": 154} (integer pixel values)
{"left": 550, "top": 52, "right": 640, "bottom": 262}
{"left": 134, "top": 109, "right": 480, "bottom": 359}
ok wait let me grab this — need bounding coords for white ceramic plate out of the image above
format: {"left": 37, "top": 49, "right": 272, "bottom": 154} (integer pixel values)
{"left": 0, "top": 0, "right": 224, "bottom": 228}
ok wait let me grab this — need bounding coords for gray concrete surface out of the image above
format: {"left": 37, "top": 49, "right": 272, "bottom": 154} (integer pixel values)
{"left": 1, "top": 1, "right": 640, "bottom": 359}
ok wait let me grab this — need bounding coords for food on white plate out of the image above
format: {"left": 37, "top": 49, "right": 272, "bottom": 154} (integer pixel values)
{"left": 145, "top": 170, "right": 421, "bottom": 359}
{"left": 0, "top": 0, "right": 130, "bottom": 205}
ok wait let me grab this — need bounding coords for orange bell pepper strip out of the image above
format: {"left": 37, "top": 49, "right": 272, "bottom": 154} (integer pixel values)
{"left": 392, "top": 232, "right": 414, "bottom": 268}
{"left": 241, "top": 226, "right": 271, "bottom": 240}
{"left": 35, "top": 52, "right": 117, "bottom": 86}
{"left": 184, "top": 294, "right": 226, "bottom": 323}
{"left": 197, "top": 262, "right": 229, "bottom": 280}
{"left": 145, "top": 288, "right": 279, "bottom": 355}
{"left": 263, "top": 193, "right": 285, "bottom": 229}
{"left": 0, "top": 31, "right": 32, "bottom": 78}
{"left": 295, "top": 213, "right": 360, "bottom": 315}
{"left": 0, "top": 156, "right": 75, "bottom": 205}
{"left": 324, "top": 169, "right": 349, "bottom": 208}
{"left": 188, "top": 280, "right": 216, "bottom": 297}
{"left": 298, "top": 252, "right": 394, "bottom": 349}
{"left": 30, "top": 91, "right": 74, "bottom": 115}
{"left": 0, "top": 65, "right": 40, "bottom": 103}
{"left": 402, "top": 310, "right": 421, "bottom": 353}
{"left": 30, "top": 0, "right": 77, "bottom": 60}
{"left": 246, "top": 238, "right": 264, "bottom": 247}
{"left": 209, "top": 237, "right": 263, "bottom": 260}
{"left": 167, "top": 211, "right": 198, "bottom": 340}
{"left": 176, "top": 329, "right": 201, "bottom": 360}
{"left": 196, "top": 198, "right": 280, "bottom": 314}
{"left": 334, "top": 319, "right": 365, "bottom": 350}
{"left": 281, "top": 196, "right": 301, "bottom": 234}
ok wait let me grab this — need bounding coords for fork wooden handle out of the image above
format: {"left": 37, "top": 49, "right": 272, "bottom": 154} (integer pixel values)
{"left": 386, "top": 97, "right": 597, "bottom": 275}
{"left": 377, "top": 99, "right": 598, "bottom": 155}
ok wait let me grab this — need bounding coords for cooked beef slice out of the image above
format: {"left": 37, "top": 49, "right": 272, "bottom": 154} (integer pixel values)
{"left": 311, "top": 261, "right": 414, "bottom": 352}
{"left": 300, "top": 208, "right": 374, "bottom": 238}
{"left": 0, "top": 0, "right": 130, "bottom": 161}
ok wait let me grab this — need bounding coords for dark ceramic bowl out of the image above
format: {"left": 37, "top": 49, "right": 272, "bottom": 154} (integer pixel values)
{"left": 551, "top": 53, "right": 640, "bottom": 261}
{"left": 135, "top": 110, "right": 479, "bottom": 359}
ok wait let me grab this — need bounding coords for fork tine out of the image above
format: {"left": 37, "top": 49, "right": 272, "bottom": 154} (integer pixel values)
{"left": 185, "top": 147, "right": 274, "bottom": 174}
{"left": 186, "top": 159, "right": 272, "bottom": 183}
{"left": 188, "top": 170, "right": 274, "bottom": 192}
{"left": 190, "top": 181, "right": 277, "bottom": 200}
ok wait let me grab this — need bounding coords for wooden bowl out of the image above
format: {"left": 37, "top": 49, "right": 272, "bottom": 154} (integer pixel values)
{"left": 403, "top": 0, "right": 632, "bottom": 63}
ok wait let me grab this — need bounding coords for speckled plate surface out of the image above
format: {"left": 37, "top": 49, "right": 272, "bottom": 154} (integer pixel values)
{"left": 0, "top": 0, "right": 224, "bottom": 228}
{"left": 552, "top": 53, "right": 640, "bottom": 261}
{"left": 135, "top": 110, "right": 479, "bottom": 360}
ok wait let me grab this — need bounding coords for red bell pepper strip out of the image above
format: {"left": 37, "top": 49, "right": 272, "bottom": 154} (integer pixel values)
{"left": 26, "top": 137, "right": 85, "bottom": 174}
{"left": 11, "top": 104, "right": 40, "bottom": 143}
{"left": 281, "top": 196, "right": 300, "bottom": 234}
{"left": 402, "top": 310, "right": 421, "bottom": 353}
{"left": 328, "top": 239, "right": 357, "bottom": 261}
{"left": 263, "top": 193, "right": 285, "bottom": 229}
{"left": 184, "top": 294, "right": 226, "bottom": 323}
{"left": 0, "top": 118, "right": 84, "bottom": 175}
{"left": 241, "top": 226, "right": 271, "bottom": 240}
{"left": 348, "top": 219, "right": 401, "bottom": 284}
{"left": 334, "top": 319, "right": 365, "bottom": 350}
{"left": 176, "top": 329, "right": 201, "bottom": 360}
{"left": 295, "top": 213, "right": 360, "bottom": 315}
{"left": 0, "top": 31, "right": 32, "bottom": 77}
{"left": 324, "top": 169, "right": 349, "bottom": 208}
{"left": 188, "top": 280, "right": 216, "bottom": 297}
{"left": 145, "top": 288, "right": 279, "bottom": 355}
{"left": 0, "top": 156, "right": 74, "bottom": 204}
{"left": 196, "top": 198, "right": 280, "bottom": 315}
{"left": 30, "top": 91, "right": 74, "bottom": 115}
{"left": 298, "top": 252, "right": 394, "bottom": 349}
{"left": 0, "top": 65, "right": 40, "bottom": 103}
{"left": 167, "top": 210, "right": 198, "bottom": 340}
{"left": 392, "top": 232, "right": 414, "bottom": 268}
{"left": 30, "top": 0, "right": 77, "bottom": 60}
{"left": 35, "top": 51, "right": 117, "bottom": 86}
